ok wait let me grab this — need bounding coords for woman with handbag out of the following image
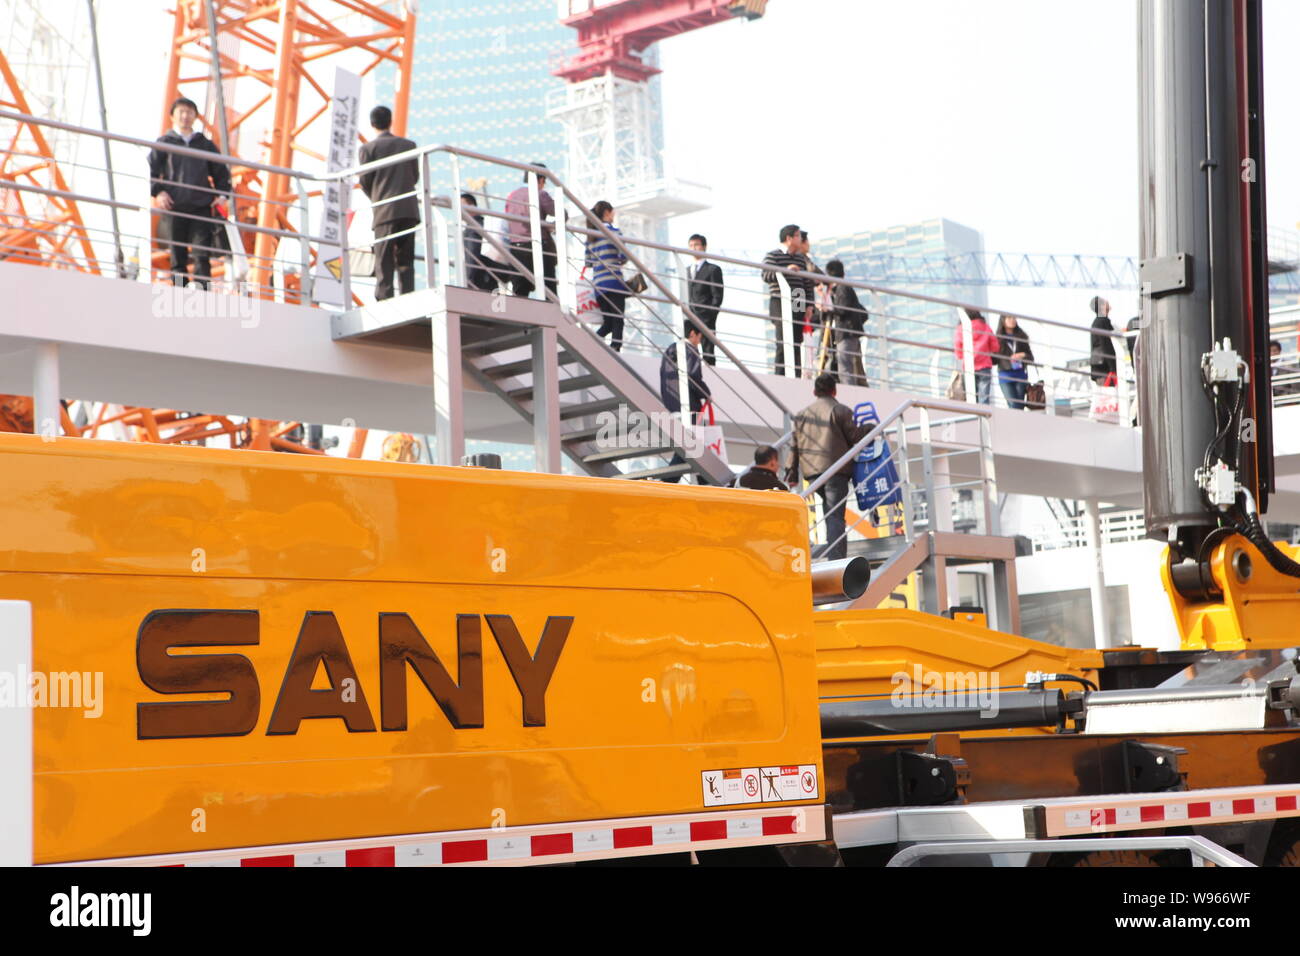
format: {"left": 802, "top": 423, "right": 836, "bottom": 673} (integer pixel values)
{"left": 995, "top": 314, "right": 1035, "bottom": 409}
{"left": 585, "top": 200, "right": 630, "bottom": 352}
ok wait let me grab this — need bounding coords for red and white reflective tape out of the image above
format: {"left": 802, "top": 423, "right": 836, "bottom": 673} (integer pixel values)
{"left": 50, "top": 804, "right": 825, "bottom": 868}
{"left": 1047, "top": 784, "right": 1300, "bottom": 837}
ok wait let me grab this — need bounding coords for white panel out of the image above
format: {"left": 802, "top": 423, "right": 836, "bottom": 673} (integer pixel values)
{"left": 0, "top": 601, "right": 32, "bottom": 867}
{"left": 1083, "top": 696, "right": 1267, "bottom": 735}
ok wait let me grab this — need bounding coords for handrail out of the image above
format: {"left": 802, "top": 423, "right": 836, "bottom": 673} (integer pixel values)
{"left": 1, "top": 107, "right": 1134, "bottom": 347}
{"left": 799, "top": 398, "right": 991, "bottom": 500}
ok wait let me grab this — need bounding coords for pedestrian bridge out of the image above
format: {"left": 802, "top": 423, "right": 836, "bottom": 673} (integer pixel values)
{"left": 4, "top": 112, "right": 1300, "bottom": 522}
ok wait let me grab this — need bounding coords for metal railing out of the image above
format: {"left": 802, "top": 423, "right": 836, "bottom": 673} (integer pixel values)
{"left": 794, "top": 398, "right": 997, "bottom": 561}
{"left": 9, "top": 105, "right": 1299, "bottom": 449}
{"left": 1030, "top": 508, "right": 1148, "bottom": 552}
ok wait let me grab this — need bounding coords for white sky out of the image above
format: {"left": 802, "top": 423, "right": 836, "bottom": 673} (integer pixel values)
{"left": 87, "top": 0, "right": 1300, "bottom": 330}
{"left": 659, "top": 0, "right": 1300, "bottom": 324}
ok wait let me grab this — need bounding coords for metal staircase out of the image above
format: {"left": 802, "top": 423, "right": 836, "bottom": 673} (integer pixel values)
{"left": 458, "top": 313, "right": 734, "bottom": 482}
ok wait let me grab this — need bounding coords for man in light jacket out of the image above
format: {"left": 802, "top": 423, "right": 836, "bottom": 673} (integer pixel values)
{"left": 785, "top": 373, "right": 872, "bottom": 559}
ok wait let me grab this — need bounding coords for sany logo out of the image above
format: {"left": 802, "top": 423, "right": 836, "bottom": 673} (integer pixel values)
{"left": 135, "top": 610, "right": 572, "bottom": 739}
{"left": 49, "top": 887, "right": 151, "bottom": 936}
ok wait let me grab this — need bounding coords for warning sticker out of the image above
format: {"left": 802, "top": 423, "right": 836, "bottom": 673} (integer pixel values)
{"left": 702, "top": 764, "right": 817, "bottom": 806}
{"left": 702, "top": 767, "right": 762, "bottom": 807}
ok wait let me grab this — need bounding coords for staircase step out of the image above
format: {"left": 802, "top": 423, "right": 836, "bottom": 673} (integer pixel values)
{"left": 462, "top": 330, "right": 534, "bottom": 356}
{"left": 623, "top": 462, "right": 693, "bottom": 481}
{"left": 582, "top": 445, "right": 677, "bottom": 465}
{"left": 480, "top": 352, "right": 581, "bottom": 380}
{"left": 508, "top": 373, "right": 603, "bottom": 403}
{"left": 561, "top": 425, "right": 603, "bottom": 444}
{"left": 559, "top": 397, "right": 623, "bottom": 420}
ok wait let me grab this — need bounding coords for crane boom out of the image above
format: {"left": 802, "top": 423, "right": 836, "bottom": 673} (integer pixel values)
{"left": 555, "top": 0, "right": 767, "bottom": 81}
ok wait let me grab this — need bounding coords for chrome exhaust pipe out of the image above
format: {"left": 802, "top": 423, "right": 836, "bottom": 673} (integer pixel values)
{"left": 811, "top": 556, "right": 871, "bottom": 606}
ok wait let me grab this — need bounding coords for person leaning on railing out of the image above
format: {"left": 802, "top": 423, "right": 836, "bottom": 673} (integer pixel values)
{"left": 826, "top": 259, "right": 868, "bottom": 386}
{"left": 762, "top": 224, "right": 814, "bottom": 378}
{"left": 785, "top": 373, "right": 873, "bottom": 560}
{"left": 148, "top": 97, "right": 232, "bottom": 290}
{"left": 585, "top": 200, "right": 631, "bottom": 352}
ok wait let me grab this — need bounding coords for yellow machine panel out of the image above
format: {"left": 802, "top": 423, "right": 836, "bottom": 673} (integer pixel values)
{"left": 1163, "top": 535, "right": 1300, "bottom": 651}
{"left": 814, "top": 607, "right": 1103, "bottom": 702}
{"left": 0, "top": 434, "right": 823, "bottom": 863}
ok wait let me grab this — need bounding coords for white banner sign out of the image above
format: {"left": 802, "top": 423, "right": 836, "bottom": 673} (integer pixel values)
{"left": 312, "top": 67, "right": 362, "bottom": 305}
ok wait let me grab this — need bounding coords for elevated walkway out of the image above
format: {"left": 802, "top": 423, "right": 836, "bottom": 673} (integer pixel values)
{"left": 8, "top": 258, "right": 1300, "bottom": 518}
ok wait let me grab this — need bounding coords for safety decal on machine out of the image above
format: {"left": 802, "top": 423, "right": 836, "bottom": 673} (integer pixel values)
{"left": 701, "top": 765, "right": 818, "bottom": 807}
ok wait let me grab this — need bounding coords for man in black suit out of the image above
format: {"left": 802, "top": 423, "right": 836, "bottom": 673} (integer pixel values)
{"left": 686, "top": 233, "right": 725, "bottom": 365}
{"left": 358, "top": 106, "right": 419, "bottom": 300}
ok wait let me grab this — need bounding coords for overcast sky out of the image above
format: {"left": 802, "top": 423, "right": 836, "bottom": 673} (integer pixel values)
{"left": 659, "top": 0, "right": 1300, "bottom": 323}
{"left": 88, "top": 0, "right": 1300, "bottom": 327}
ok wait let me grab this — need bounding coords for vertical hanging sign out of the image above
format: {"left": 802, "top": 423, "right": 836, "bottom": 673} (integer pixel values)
{"left": 313, "top": 67, "right": 363, "bottom": 304}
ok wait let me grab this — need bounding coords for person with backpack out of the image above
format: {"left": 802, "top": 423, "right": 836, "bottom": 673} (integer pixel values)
{"left": 585, "top": 201, "right": 631, "bottom": 352}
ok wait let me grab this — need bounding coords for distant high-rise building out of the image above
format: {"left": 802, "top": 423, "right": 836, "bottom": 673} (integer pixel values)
{"left": 376, "top": 0, "right": 570, "bottom": 189}
{"left": 812, "top": 218, "right": 987, "bottom": 392}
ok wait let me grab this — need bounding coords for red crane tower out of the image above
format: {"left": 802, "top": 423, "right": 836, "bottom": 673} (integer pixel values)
{"left": 548, "top": 1, "right": 768, "bottom": 237}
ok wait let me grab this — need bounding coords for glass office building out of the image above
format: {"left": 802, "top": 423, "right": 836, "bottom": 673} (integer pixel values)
{"left": 376, "top": 0, "right": 570, "bottom": 187}
{"left": 812, "top": 218, "right": 987, "bottom": 392}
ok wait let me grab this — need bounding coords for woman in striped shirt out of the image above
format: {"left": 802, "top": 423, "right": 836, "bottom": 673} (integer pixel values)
{"left": 585, "top": 200, "right": 630, "bottom": 352}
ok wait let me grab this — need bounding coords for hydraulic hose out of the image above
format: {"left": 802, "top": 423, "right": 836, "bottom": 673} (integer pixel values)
{"left": 1237, "top": 490, "right": 1300, "bottom": 578}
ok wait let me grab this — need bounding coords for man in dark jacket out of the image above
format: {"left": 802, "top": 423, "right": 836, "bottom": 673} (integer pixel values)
{"left": 460, "top": 192, "right": 497, "bottom": 292}
{"left": 762, "top": 224, "right": 814, "bottom": 377}
{"left": 786, "top": 373, "right": 872, "bottom": 560}
{"left": 827, "top": 259, "right": 868, "bottom": 385}
{"left": 358, "top": 106, "right": 419, "bottom": 300}
{"left": 1089, "top": 296, "right": 1118, "bottom": 384}
{"left": 660, "top": 324, "right": 711, "bottom": 417}
{"left": 659, "top": 324, "right": 712, "bottom": 483}
{"left": 687, "top": 234, "right": 725, "bottom": 366}
{"left": 148, "top": 97, "right": 231, "bottom": 289}
{"left": 732, "top": 445, "right": 788, "bottom": 491}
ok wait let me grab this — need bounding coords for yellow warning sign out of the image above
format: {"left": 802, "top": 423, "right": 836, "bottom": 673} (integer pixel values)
{"left": 323, "top": 257, "right": 343, "bottom": 280}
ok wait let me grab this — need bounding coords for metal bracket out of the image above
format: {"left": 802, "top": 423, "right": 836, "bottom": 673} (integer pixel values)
{"left": 1139, "top": 252, "right": 1192, "bottom": 296}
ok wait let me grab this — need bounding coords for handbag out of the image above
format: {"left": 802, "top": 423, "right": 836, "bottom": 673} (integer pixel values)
{"left": 946, "top": 370, "right": 966, "bottom": 402}
{"left": 575, "top": 266, "right": 599, "bottom": 319}
{"left": 692, "top": 401, "right": 727, "bottom": 462}
{"left": 1025, "top": 381, "right": 1046, "bottom": 410}
{"left": 626, "top": 272, "right": 648, "bottom": 295}
{"left": 1089, "top": 372, "right": 1120, "bottom": 424}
